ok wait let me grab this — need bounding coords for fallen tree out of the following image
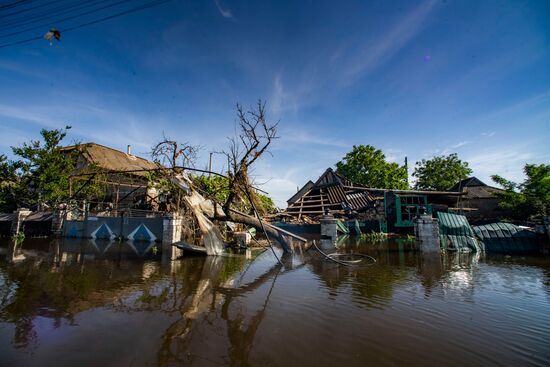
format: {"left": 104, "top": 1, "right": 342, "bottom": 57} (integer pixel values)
{"left": 152, "top": 100, "right": 298, "bottom": 255}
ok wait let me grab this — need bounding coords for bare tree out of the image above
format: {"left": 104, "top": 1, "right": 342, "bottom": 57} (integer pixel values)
{"left": 158, "top": 100, "right": 293, "bottom": 253}
{"left": 221, "top": 100, "right": 278, "bottom": 215}
{"left": 151, "top": 133, "right": 200, "bottom": 169}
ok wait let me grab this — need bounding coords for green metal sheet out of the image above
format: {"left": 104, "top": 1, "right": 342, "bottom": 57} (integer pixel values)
{"left": 336, "top": 219, "right": 350, "bottom": 234}
{"left": 437, "top": 212, "right": 482, "bottom": 252}
{"left": 473, "top": 222, "right": 540, "bottom": 254}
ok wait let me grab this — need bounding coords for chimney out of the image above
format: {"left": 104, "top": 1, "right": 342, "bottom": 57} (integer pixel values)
{"left": 127, "top": 145, "right": 132, "bottom": 155}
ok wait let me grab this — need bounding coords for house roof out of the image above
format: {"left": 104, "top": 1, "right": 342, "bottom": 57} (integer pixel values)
{"left": 449, "top": 177, "right": 505, "bottom": 197}
{"left": 287, "top": 180, "right": 314, "bottom": 205}
{"left": 285, "top": 167, "right": 466, "bottom": 218}
{"left": 449, "top": 177, "right": 487, "bottom": 191}
{"left": 62, "top": 143, "right": 160, "bottom": 176}
{"left": 313, "top": 168, "right": 368, "bottom": 188}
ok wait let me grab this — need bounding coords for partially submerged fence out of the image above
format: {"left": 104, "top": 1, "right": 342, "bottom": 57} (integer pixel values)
{"left": 64, "top": 215, "right": 164, "bottom": 242}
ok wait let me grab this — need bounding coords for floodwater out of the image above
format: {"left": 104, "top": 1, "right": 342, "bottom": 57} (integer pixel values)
{"left": 1, "top": 238, "right": 549, "bottom": 367}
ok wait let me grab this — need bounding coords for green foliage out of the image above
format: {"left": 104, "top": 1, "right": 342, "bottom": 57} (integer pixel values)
{"left": 192, "top": 174, "right": 276, "bottom": 214}
{"left": 492, "top": 163, "right": 550, "bottom": 219}
{"left": 9, "top": 127, "right": 76, "bottom": 209}
{"left": 335, "top": 145, "right": 408, "bottom": 189}
{"left": 257, "top": 194, "right": 276, "bottom": 214}
{"left": 361, "top": 231, "right": 388, "bottom": 242}
{"left": 11, "top": 230, "right": 25, "bottom": 242}
{"left": 2, "top": 126, "right": 107, "bottom": 210}
{"left": 193, "top": 174, "right": 230, "bottom": 204}
{"left": 0, "top": 154, "right": 22, "bottom": 211}
{"left": 413, "top": 153, "right": 472, "bottom": 191}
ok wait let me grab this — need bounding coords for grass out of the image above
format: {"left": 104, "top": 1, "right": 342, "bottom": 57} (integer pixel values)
{"left": 11, "top": 230, "right": 25, "bottom": 242}
{"left": 361, "top": 231, "right": 388, "bottom": 242}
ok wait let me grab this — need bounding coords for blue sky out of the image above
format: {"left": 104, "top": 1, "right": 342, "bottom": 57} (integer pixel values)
{"left": 0, "top": 0, "right": 549, "bottom": 206}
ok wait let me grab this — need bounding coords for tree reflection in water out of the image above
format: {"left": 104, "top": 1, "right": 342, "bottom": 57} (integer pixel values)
{"left": 2, "top": 237, "right": 548, "bottom": 366}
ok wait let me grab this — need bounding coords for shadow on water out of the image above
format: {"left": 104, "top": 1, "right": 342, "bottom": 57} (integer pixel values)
{"left": 1, "top": 237, "right": 550, "bottom": 366}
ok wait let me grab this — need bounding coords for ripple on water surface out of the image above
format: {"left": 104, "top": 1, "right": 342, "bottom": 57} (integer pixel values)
{"left": 0, "top": 238, "right": 549, "bottom": 367}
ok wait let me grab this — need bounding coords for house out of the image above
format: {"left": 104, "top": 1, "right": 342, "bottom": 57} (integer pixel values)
{"left": 61, "top": 143, "right": 162, "bottom": 212}
{"left": 285, "top": 168, "right": 378, "bottom": 220}
{"left": 448, "top": 177, "right": 506, "bottom": 223}
{"left": 285, "top": 168, "right": 466, "bottom": 233}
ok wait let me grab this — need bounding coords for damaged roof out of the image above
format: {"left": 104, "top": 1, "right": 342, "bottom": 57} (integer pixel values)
{"left": 62, "top": 143, "right": 160, "bottom": 176}
{"left": 286, "top": 167, "right": 464, "bottom": 218}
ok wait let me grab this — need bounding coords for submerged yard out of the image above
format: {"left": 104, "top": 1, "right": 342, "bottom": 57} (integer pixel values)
{"left": 1, "top": 237, "right": 549, "bottom": 366}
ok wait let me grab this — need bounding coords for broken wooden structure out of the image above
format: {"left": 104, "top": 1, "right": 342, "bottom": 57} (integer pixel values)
{"left": 285, "top": 168, "right": 477, "bottom": 233}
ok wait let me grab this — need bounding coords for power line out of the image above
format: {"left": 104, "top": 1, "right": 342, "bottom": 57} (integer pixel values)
{"left": 0, "top": 0, "right": 37, "bottom": 11}
{"left": 0, "top": 0, "right": 61, "bottom": 19}
{"left": 0, "top": 0, "right": 136, "bottom": 39}
{"left": 0, "top": 0, "right": 111, "bottom": 29}
{"left": 0, "top": 0, "right": 173, "bottom": 49}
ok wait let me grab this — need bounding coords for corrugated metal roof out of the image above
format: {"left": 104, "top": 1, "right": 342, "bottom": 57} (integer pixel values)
{"left": 473, "top": 223, "right": 541, "bottom": 254}
{"left": 437, "top": 212, "right": 482, "bottom": 252}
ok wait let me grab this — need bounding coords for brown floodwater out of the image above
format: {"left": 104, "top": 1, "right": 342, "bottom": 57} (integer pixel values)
{"left": 1, "top": 237, "right": 549, "bottom": 367}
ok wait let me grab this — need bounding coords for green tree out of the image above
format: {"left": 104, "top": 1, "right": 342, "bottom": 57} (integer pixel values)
{"left": 0, "top": 154, "right": 22, "bottom": 211}
{"left": 192, "top": 174, "right": 276, "bottom": 214}
{"left": 11, "top": 126, "right": 76, "bottom": 209}
{"left": 492, "top": 163, "right": 550, "bottom": 219}
{"left": 413, "top": 153, "right": 472, "bottom": 191}
{"left": 335, "top": 145, "right": 408, "bottom": 189}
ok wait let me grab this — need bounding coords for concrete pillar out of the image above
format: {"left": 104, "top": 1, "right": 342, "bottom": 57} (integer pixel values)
{"left": 320, "top": 213, "right": 337, "bottom": 240}
{"left": 51, "top": 210, "right": 66, "bottom": 237}
{"left": 234, "top": 232, "right": 251, "bottom": 247}
{"left": 414, "top": 214, "right": 440, "bottom": 253}
{"left": 162, "top": 213, "right": 183, "bottom": 261}
{"left": 11, "top": 208, "right": 32, "bottom": 235}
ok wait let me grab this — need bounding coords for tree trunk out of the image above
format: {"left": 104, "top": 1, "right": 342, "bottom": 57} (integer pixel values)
{"left": 216, "top": 210, "right": 291, "bottom": 252}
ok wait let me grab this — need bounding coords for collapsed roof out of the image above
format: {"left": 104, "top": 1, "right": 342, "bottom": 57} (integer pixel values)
{"left": 285, "top": 168, "right": 464, "bottom": 218}
{"left": 286, "top": 168, "right": 377, "bottom": 218}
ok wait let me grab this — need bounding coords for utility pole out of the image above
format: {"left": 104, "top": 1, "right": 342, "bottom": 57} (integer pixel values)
{"left": 209, "top": 152, "right": 213, "bottom": 176}
{"left": 405, "top": 156, "right": 409, "bottom": 186}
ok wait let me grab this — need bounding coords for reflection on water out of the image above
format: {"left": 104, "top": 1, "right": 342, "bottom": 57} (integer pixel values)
{"left": 1, "top": 237, "right": 550, "bottom": 367}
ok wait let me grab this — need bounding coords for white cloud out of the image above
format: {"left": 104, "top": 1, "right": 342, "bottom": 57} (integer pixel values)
{"left": 465, "top": 148, "right": 537, "bottom": 185}
{"left": 214, "top": 0, "right": 233, "bottom": 19}
{"left": 341, "top": 0, "right": 437, "bottom": 83}
{"left": 451, "top": 141, "right": 470, "bottom": 149}
{"left": 278, "top": 129, "right": 348, "bottom": 149}
{"left": 267, "top": 0, "right": 438, "bottom": 113}
{"left": 0, "top": 104, "right": 60, "bottom": 128}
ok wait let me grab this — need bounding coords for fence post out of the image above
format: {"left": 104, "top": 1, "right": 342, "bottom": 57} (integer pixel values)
{"left": 51, "top": 209, "right": 66, "bottom": 237}
{"left": 414, "top": 213, "right": 441, "bottom": 253}
{"left": 162, "top": 213, "right": 183, "bottom": 261}
{"left": 11, "top": 208, "right": 32, "bottom": 235}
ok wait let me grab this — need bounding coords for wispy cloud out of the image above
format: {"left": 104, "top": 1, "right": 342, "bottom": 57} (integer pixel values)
{"left": 214, "top": 0, "right": 233, "bottom": 19}
{"left": 0, "top": 104, "right": 59, "bottom": 127}
{"left": 267, "top": 0, "right": 438, "bottom": 113}
{"left": 451, "top": 141, "right": 470, "bottom": 149}
{"left": 466, "top": 148, "right": 534, "bottom": 184}
{"left": 341, "top": 0, "right": 437, "bottom": 83}
{"left": 278, "top": 128, "right": 348, "bottom": 149}
{"left": 270, "top": 74, "right": 285, "bottom": 114}
{"left": 481, "top": 131, "right": 496, "bottom": 137}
